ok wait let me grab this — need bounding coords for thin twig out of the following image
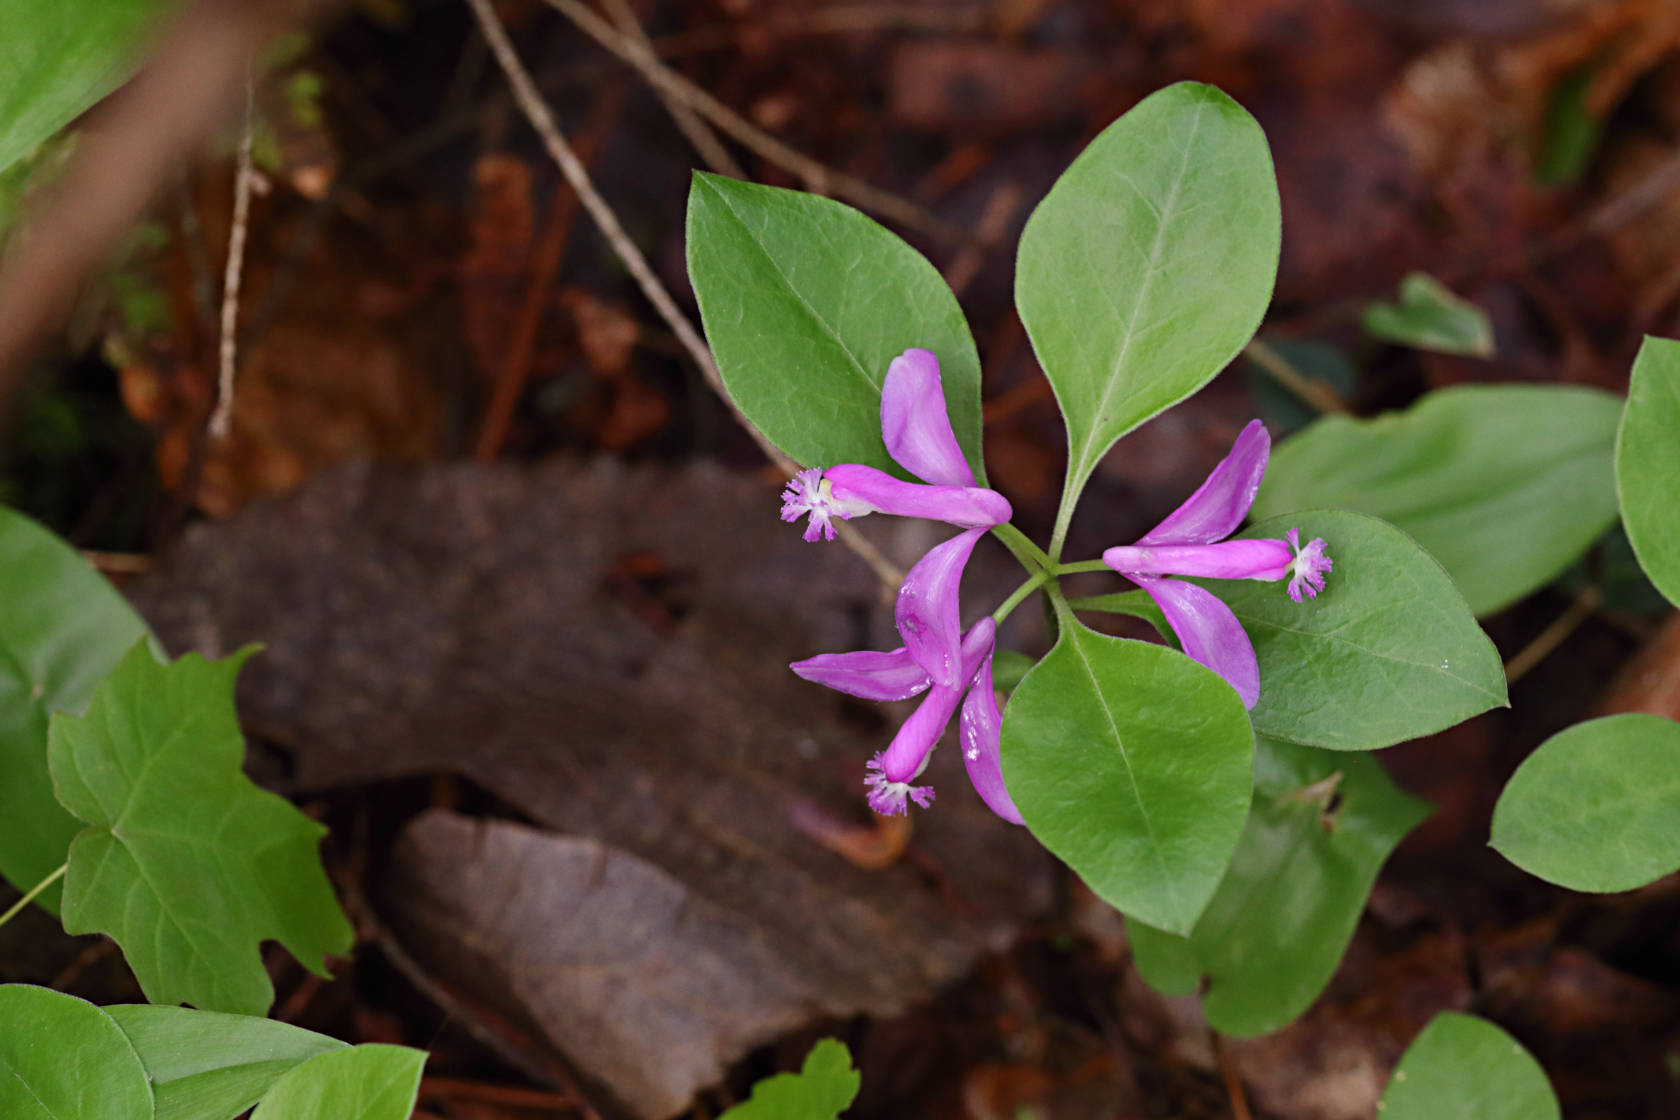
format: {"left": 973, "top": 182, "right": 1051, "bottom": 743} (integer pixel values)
{"left": 1243, "top": 338, "right": 1349, "bottom": 416}
{"left": 80, "top": 549, "right": 155, "bottom": 575}
{"left": 540, "top": 0, "right": 974, "bottom": 245}
{"left": 600, "top": 0, "right": 743, "bottom": 177}
{"left": 944, "top": 181, "right": 1021, "bottom": 298}
{"left": 209, "top": 74, "right": 258, "bottom": 439}
{"left": 0, "top": 863, "right": 66, "bottom": 933}
{"left": 0, "top": 0, "right": 336, "bottom": 404}
{"left": 1213, "top": 1031, "right": 1254, "bottom": 1120}
{"left": 1505, "top": 586, "right": 1603, "bottom": 685}
{"left": 467, "top": 0, "right": 903, "bottom": 591}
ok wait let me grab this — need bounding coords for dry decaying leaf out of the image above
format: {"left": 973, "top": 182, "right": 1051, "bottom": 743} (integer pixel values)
{"left": 128, "top": 458, "right": 1052, "bottom": 1118}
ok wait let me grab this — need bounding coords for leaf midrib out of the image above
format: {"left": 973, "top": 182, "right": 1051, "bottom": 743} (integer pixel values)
{"left": 1067, "top": 98, "right": 1207, "bottom": 486}
{"left": 1236, "top": 614, "right": 1506, "bottom": 704}
{"left": 1067, "top": 629, "right": 1186, "bottom": 928}
{"left": 700, "top": 179, "right": 881, "bottom": 401}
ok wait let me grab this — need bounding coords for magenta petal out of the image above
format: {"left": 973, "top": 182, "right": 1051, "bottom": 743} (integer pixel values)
{"left": 896, "top": 527, "right": 986, "bottom": 687}
{"left": 790, "top": 646, "right": 931, "bottom": 702}
{"left": 878, "top": 682, "right": 966, "bottom": 781}
{"left": 1133, "top": 575, "right": 1261, "bottom": 709}
{"left": 1102, "top": 539, "right": 1293, "bottom": 582}
{"left": 881, "top": 348, "right": 975, "bottom": 487}
{"left": 959, "top": 653, "right": 1024, "bottom": 824}
{"left": 825, "top": 464, "right": 1010, "bottom": 529}
{"left": 878, "top": 618, "right": 997, "bottom": 780}
{"left": 1137, "top": 419, "right": 1271, "bottom": 546}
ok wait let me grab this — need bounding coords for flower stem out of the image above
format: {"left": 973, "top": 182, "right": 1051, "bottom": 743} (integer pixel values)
{"left": 991, "top": 522, "right": 1050, "bottom": 573}
{"left": 0, "top": 862, "right": 66, "bottom": 933}
{"left": 1053, "top": 558, "right": 1110, "bottom": 575}
{"left": 1048, "top": 484, "right": 1077, "bottom": 565}
{"left": 992, "top": 570, "right": 1053, "bottom": 625}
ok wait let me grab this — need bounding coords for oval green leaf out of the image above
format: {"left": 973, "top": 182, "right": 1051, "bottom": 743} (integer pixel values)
{"left": 1016, "top": 81, "right": 1280, "bottom": 509}
{"left": 0, "top": 506, "right": 151, "bottom": 911}
{"left": 248, "top": 1045, "right": 426, "bottom": 1120}
{"left": 1380, "top": 1012, "right": 1558, "bottom": 1120}
{"left": 1491, "top": 713, "right": 1680, "bottom": 892}
{"left": 719, "top": 1039, "right": 860, "bottom": 1120}
{"left": 106, "top": 1004, "right": 348, "bottom": 1120}
{"left": 1210, "top": 510, "right": 1507, "bottom": 751}
{"left": 1000, "top": 620, "right": 1254, "bottom": 934}
{"left": 1128, "top": 738, "right": 1430, "bottom": 1036}
{"left": 49, "top": 643, "right": 354, "bottom": 1015}
{"left": 1617, "top": 335, "right": 1680, "bottom": 609}
{"left": 0, "top": 0, "right": 174, "bottom": 175}
{"left": 1253, "top": 384, "right": 1623, "bottom": 616}
{"left": 1361, "top": 272, "right": 1494, "bottom": 358}
{"left": 0, "top": 985, "right": 153, "bottom": 1120}
{"left": 686, "top": 172, "right": 983, "bottom": 477}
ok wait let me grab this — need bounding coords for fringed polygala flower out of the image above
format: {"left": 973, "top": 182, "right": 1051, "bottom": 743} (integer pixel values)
{"left": 781, "top": 347, "right": 1012, "bottom": 687}
{"left": 792, "top": 617, "right": 1022, "bottom": 823}
{"left": 785, "top": 347, "right": 1021, "bottom": 820}
{"left": 1100, "top": 419, "right": 1332, "bottom": 709}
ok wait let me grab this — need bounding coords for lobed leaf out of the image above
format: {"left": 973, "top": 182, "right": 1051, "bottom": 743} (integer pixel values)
{"left": 0, "top": 506, "right": 152, "bottom": 911}
{"left": 1128, "top": 738, "right": 1429, "bottom": 1036}
{"left": 1361, "top": 272, "right": 1494, "bottom": 357}
{"left": 686, "top": 173, "right": 983, "bottom": 478}
{"left": 1000, "top": 618, "right": 1254, "bottom": 934}
{"left": 106, "top": 1004, "right": 348, "bottom": 1120}
{"left": 718, "top": 1038, "right": 860, "bottom": 1120}
{"left": 1491, "top": 713, "right": 1680, "bottom": 893}
{"left": 1379, "top": 1012, "right": 1558, "bottom": 1120}
{"left": 1252, "top": 384, "right": 1623, "bottom": 616}
{"left": 248, "top": 1045, "right": 426, "bottom": 1120}
{"left": 1617, "top": 335, "right": 1680, "bottom": 608}
{"left": 1015, "top": 81, "right": 1280, "bottom": 511}
{"left": 48, "top": 643, "right": 354, "bottom": 1015}
{"left": 0, "top": 985, "right": 153, "bottom": 1120}
{"left": 1210, "top": 511, "right": 1507, "bottom": 751}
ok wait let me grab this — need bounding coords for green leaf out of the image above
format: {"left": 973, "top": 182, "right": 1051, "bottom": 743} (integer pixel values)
{"left": 1535, "top": 62, "right": 1601, "bottom": 186}
{"left": 1362, "top": 272, "right": 1494, "bottom": 358}
{"left": 106, "top": 1004, "right": 348, "bottom": 1120}
{"left": 989, "top": 649, "right": 1037, "bottom": 695}
{"left": 48, "top": 643, "right": 354, "bottom": 1015}
{"left": 1253, "top": 384, "right": 1623, "bottom": 616}
{"left": 718, "top": 1038, "right": 861, "bottom": 1120}
{"left": 1379, "top": 1013, "right": 1558, "bottom": 1120}
{"left": 1000, "top": 618, "right": 1254, "bottom": 934}
{"left": 248, "top": 1045, "right": 426, "bottom": 1120}
{"left": 1617, "top": 335, "right": 1680, "bottom": 609}
{"left": 1211, "top": 511, "right": 1506, "bottom": 751}
{"left": 1015, "top": 82, "right": 1280, "bottom": 510}
{"left": 1066, "top": 589, "right": 1174, "bottom": 645}
{"left": 0, "top": 0, "right": 175, "bottom": 176}
{"left": 0, "top": 507, "right": 151, "bottom": 911}
{"left": 0, "top": 985, "right": 153, "bottom": 1120}
{"left": 686, "top": 173, "right": 983, "bottom": 478}
{"left": 1128, "top": 738, "right": 1429, "bottom": 1036}
{"left": 1490, "top": 713, "right": 1680, "bottom": 892}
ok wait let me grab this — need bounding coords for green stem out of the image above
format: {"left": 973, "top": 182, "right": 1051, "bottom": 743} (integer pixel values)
{"left": 1048, "top": 482, "right": 1077, "bottom": 564}
{"left": 1053, "top": 559, "right": 1110, "bottom": 575}
{"left": 991, "top": 522, "right": 1050, "bottom": 572}
{"left": 991, "top": 570, "right": 1053, "bottom": 625}
{"left": 0, "top": 863, "right": 66, "bottom": 933}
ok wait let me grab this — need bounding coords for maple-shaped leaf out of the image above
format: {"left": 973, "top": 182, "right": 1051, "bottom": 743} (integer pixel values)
{"left": 48, "top": 643, "right": 353, "bottom": 1015}
{"left": 719, "top": 1039, "right": 860, "bottom": 1120}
